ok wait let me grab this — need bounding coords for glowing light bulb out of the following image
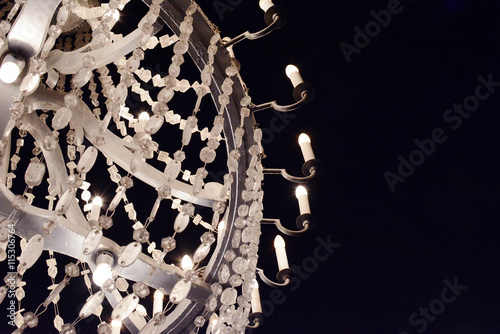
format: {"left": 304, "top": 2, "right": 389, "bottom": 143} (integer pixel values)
{"left": 139, "top": 112, "right": 150, "bottom": 122}
{"left": 111, "top": 319, "right": 122, "bottom": 334}
{"left": 274, "top": 235, "right": 289, "bottom": 271}
{"left": 259, "top": 0, "right": 274, "bottom": 12}
{"left": 181, "top": 255, "right": 193, "bottom": 270}
{"left": 89, "top": 196, "right": 102, "bottom": 221}
{"left": 93, "top": 252, "right": 114, "bottom": 287}
{"left": 92, "top": 262, "right": 112, "bottom": 287}
{"left": 285, "top": 64, "right": 303, "bottom": 88}
{"left": 295, "top": 186, "right": 311, "bottom": 215}
{"left": 0, "top": 54, "right": 24, "bottom": 84}
{"left": 298, "top": 133, "right": 315, "bottom": 162}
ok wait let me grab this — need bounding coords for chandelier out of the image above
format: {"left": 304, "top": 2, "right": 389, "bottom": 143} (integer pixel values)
{"left": 0, "top": 0, "right": 319, "bottom": 333}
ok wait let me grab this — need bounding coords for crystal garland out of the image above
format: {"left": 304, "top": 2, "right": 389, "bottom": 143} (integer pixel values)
{"left": 0, "top": 0, "right": 265, "bottom": 333}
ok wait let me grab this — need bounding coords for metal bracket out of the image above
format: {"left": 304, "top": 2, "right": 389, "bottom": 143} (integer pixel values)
{"left": 223, "top": 6, "right": 287, "bottom": 48}
{"left": 256, "top": 267, "right": 291, "bottom": 288}
{"left": 261, "top": 213, "right": 313, "bottom": 236}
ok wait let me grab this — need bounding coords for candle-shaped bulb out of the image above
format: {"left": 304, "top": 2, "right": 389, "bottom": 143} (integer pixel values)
{"left": 153, "top": 290, "right": 164, "bottom": 316}
{"left": 298, "top": 133, "right": 315, "bottom": 162}
{"left": 139, "top": 112, "right": 150, "bottom": 122}
{"left": 181, "top": 255, "right": 193, "bottom": 270}
{"left": 0, "top": 54, "right": 24, "bottom": 84}
{"left": 285, "top": 64, "right": 304, "bottom": 88}
{"left": 295, "top": 186, "right": 311, "bottom": 215}
{"left": 111, "top": 320, "right": 122, "bottom": 334}
{"left": 259, "top": 0, "right": 274, "bottom": 12}
{"left": 251, "top": 279, "right": 262, "bottom": 313}
{"left": 89, "top": 196, "right": 102, "bottom": 221}
{"left": 274, "top": 235, "right": 289, "bottom": 271}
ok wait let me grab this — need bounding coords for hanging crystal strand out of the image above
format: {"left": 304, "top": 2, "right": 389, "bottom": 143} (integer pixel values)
{"left": 6, "top": 0, "right": 23, "bottom": 22}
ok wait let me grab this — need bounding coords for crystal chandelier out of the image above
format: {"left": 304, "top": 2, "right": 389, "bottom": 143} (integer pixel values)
{"left": 0, "top": 0, "right": 319, "bottom": 333}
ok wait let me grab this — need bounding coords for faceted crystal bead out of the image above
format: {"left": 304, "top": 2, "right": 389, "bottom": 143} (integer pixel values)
{"left": 52, "top": 107, "right": 73, "bottom": 130}
{"left": 97, "top": 322, "right": 112, "bottom": 334}
{"left": 111, "top": 294, "right": 140, "bottom": 321}
{"left": 229, "top": 274, "right": 243, "bottom": 287}
{"left": 158, "top": 185, "right": 171, "bottom": 198}
{"left": 65, "top": 262, "right": 79, "bottom": 277}
{"left": 98, "top": 215, "right": 113, "bottom": 230}
{"left": 153, "top": 312, "right": 166, "bottom": 325}
{"left": 231, "top": 230, "right": 241, "bottom": 248}
{"left": 161, "top": 236, "right": 176, "bottom": 252}
{"left": 103, "top": 278, "right": 116, "bottom": 292}
{"left": 132, "top": 282, "right": 150, "bottom": 298}
{"left": 182, "top": 116, "right": 197, "bottom": 146}
{"left": 57, "top": 6, "right": 69, "bottom": 25}
{"left": 23, "top": 311, "right": 38, "bottom": 328}
{"left": 169, "top": 279, "right": 191, "bottom": 304}
{"left": 61, "top": 323, "right": 76, "bottom": 334}
{"left": 79, "top": 291, "right": 105, "bottom": 319}
{"left": 194, "top": 316, "right": 205, "bottom": 327}
{"left": 25, "top": 159, "right": 45, "bottom": 187}
{"left": 118, "top": 242, "right": 142, "bottom": 267}
{"left": 200, "top": 232, "right": 216, "bottom": 245}
{"left": 224, "top": 250, "right": 236, "bottom": 262}
{"left": 126, "top": 57, "right": 140, "bottom": 72}
{"left": 133, "top": 228, "right": 150, "bottom": 243}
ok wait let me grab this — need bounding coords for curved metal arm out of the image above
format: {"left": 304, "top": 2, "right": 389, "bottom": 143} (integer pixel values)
{"left": 251, "top": 87, "right": 314, "bottom": 113}
{"left": 261, "top": 216, "right": 311, "bottom": 236}
{"left": 264, "top": 164, "right": 319, "bottom": 184}
{"left": 256, "top": 268, "right": 291, "bottom": 288}
{"left": 223, "top": 6, "right": 287, "bottom": 48}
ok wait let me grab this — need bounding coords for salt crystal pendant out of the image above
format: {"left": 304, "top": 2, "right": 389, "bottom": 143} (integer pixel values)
{"left": 52, "top": 107, "right": 73, "bottom": 130}
{"left": 173, "top": 212, "right": 189, "bottom": 233}
{"left": 193, "top": 242, "right": 211, "bottom": 262}
{"left": 82, "top": 229, "right": 102, "bottom": 255}
{"left": 205, "top": 295, "right": 217, "bottom": 312}
{"left": 169, "top": 279, "right": 191, "bottom": 304}
{"left": 182, "top": 116, "right": 197, "bottom": 146}
{"left": 144, "top": 115, "right": 164, "bottom": 134}
{"left": 218, "top": 264, "right": 230, "bottom": 284}
{"left": 55, "top": 187, "right": 76, "bottom": 215}
{"left": 43, "top": 278, "right": 69, "bottom": 307}
{"left": 200, "top": 147, "right": 216, "bottom": 164}
{"left": 114, "top": 83, "right": 128, "bottom": 103}
{"left": 130, "top": 150, "right": 144, "bottom": 173}
{"left": 116, "top": 277, "right": 129, "bottom": 292}
{"left": 108, "top": 186, "right": 125, "bottom": 212}
{"left": 18, "top": 234, "right": 44, "bottom": 270}
{"left": 79, "top": 290, "right": 105, "bottom": 319}
{"left": 221, "top": 287, "right": 237, "bottom": 306}
{"left": 231, "top": 257, "right": 246, "bottom": 275}
{"left": 20, "top": 73, "right": 40, "bottom": 95}
{"left": 158, "top": 87, "right": 174, "bottom": 103}
{"left": 73, "top": 67, "right": 92, "bottom": 88}
{"left": 25, "top": 160, "right": 45, "bottom": 187}
{"left": 111, "top": 293, "right": 140, "bottom": 321}
{"left": 118, "top": 242, "right": 142, "bottom": 267}
{"left": 77, "top": 146, "right": 98, "bottom": 173}
{"left": 164, "top": 160, "right": 181, "bottom": 181}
